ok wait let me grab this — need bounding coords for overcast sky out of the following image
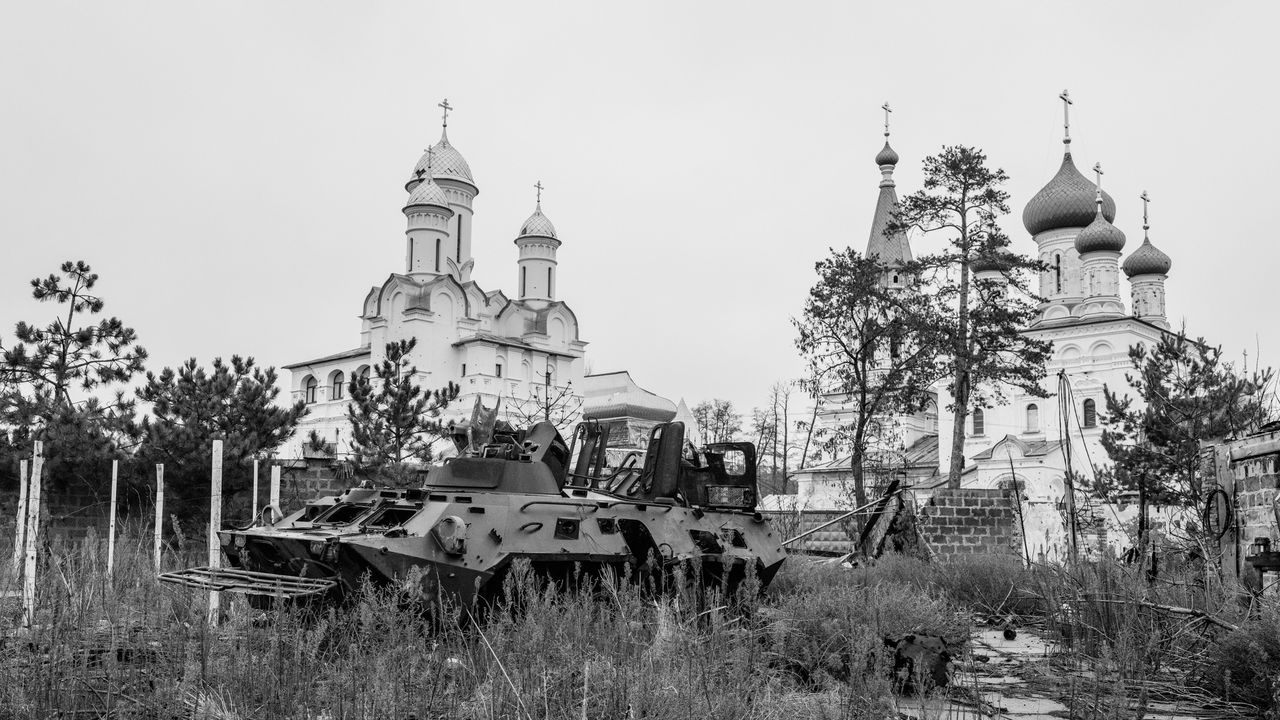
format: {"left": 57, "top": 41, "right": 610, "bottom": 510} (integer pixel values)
{"left": 2, "top": 2, "right": 1275, "bottom": 419}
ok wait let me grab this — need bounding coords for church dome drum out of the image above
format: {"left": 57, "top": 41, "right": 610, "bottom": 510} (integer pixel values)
{"left": 1023, "top": 154, "right": 1116, "bottom": 235}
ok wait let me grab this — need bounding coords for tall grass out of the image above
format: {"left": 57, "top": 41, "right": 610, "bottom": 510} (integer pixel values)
{"left": 1, "top": 530, "right": 966, "bottom": 719}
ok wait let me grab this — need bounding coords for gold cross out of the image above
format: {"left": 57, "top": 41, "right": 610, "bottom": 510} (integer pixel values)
{"left": 1140, "top": 190, "right": 1150, "bottom": 237}
{"left": 535, "top": 180, "right": 543, "bottom": 204}
{"left": 1060, "top": 89, "right": 1073, "bottom": 145}
{"left": 439, "top": 98, "right": 453, "bottom": 127}
{"left": 882, "top": 102, "right": 892, "bottom": 137}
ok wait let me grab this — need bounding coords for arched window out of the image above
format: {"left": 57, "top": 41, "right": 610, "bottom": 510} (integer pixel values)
{"left": 1054, "top": 255, "right": 1062, "bottom": 294}
{"left": 358, "top": 366, "right": 371, "bottom": 381}
{"left": 547, "top": 267, "right": 553, "bottom": 298}
{"left": 304, "top": 376, "right": 318, "bottom": 404}
{"left": 972, "top": 408, "right": 985, "bottom": 436}
{"left": 892, "top": 273, "right": 900, "bottom": 284}
{"left": 435, "top": 238, "right": 441, "bottom": 272}
{"left": 331, "top": 371, "right": 345, "bottom": 401}
{"left": 1083, "top": 399, "right": 1097, "bottom": 428}
{"left": 521, "top": 266, "right": 527, "bottom": 297}
{"left": 1025, "top": 403, "right": 1040, "bottom": 432}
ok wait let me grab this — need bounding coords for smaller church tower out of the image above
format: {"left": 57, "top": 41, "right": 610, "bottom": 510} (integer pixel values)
{"left": 515, "top": 182, "right": 561, "bottom": 302}
{"left": 1122, "top": 190, "right": 1172, "bottom": 329}
{"left": 406, "top": 100, "right": 479, "bottom": 282}
{"left": 402, "top": 148, "right": 455, "bottom": 277}
{"left": 866, "top": 103, "right": 912, "bottom": 290}
{"left": 1073, "top": 162, "right": 1127, "bottom": 319}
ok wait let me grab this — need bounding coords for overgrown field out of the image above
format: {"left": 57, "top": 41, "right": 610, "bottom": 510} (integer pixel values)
{"left": 2, "top": 529, "right": 1278, "bottom": 719}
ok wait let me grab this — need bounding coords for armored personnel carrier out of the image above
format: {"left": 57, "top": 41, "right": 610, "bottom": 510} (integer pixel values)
{"left": 160, "top": 420, "right": 786, "bottom": 609}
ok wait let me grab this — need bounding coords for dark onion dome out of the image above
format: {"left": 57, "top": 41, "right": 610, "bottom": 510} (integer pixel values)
{"left": 875, "top": 141, "right": 899, "bottom": 167}
{"left": 518, "top": 205, "right": 557, "bottom": 239}
{"left": 1074, "top": 207, "right": 1126, "bottom": 254}
{"left": 1023, "top": 153, "right": 1117, "bottom": 235}
{"left": 969, "top": 249, "right": 1015, "bottom": 274}
{"left": 1122, "top": 238, "right": 1172, "bottom": 276}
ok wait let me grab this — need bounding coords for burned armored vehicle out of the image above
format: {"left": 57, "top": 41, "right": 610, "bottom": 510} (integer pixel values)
{"left": 160, "top": 420, "right": 786, "bottom": 609}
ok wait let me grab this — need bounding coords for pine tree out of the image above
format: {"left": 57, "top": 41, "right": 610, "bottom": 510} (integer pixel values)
{"left": 0, "top": 260, "right": 146, "bottom": 493}
{"left": 891, "top": 147, "right": 1051, "bottom": 488}
{"left": 135, "top": 356, "right": 307, "bottom": 521}
{"left": 1100, "top": 330, "right": 1275, "bottom": 505}
{"left": 794, "top": 248, "right": 942, "bottom": 508}
{"left": 346, "top": 338, "right": 460, "bottom": 478}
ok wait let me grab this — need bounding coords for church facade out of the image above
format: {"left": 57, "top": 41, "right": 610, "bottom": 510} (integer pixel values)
{"left": 281, "top": 106, "right": 587, "bottom": 460}
{"left": 788, "top": 96, "right": 1176, "bottom": 531}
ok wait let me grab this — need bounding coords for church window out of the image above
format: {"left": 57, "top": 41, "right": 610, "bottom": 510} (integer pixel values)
{"left": 331, "top": 372, "right": 344, "bottom": 401}
{"left": 461, "top": 363, "right": 467, "bottom": 377}
{"left": 972, "top": 408, "right": 985, "bottom": 436}
{"left": 358, "top": 366, "right": 371, "bottom": 381}
{"left": 1025, "top": 403, "right": 1040, "bottom": 432}
{"left": 435, "top": 238, "right": 441, "bottom": 272}
{"left": 892, "top": 273, "right": 899, "bottom": 285}
{"left": 457, "top": 215, "right": 465, "bottom": 261}
{"left": 1083, "top": 399, "right": 1097, "bottom": 428}
{"left": 304, "top": 376, "right": 318, "bottom": 404}
{"left": 1054, "top": 255, "right": 1062, "bottom": 294}
{"left": 547, "top": 267, "right": 553, "bottom": 298}
{"left": 521, "top": 267, "right": 527, "bottom": 297}
{"left": 495, "top": 363, "right": 503, "bottom": 378}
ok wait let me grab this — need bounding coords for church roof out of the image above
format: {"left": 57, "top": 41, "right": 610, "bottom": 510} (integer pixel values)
{"left": 518, "top": 204, "right": 558, "bottom": 239}
{"left": 283, "top": 346, "right": 370, "bottom": 370}
{"left": 969, "top": 434, "right": 1060, "bottom": 460}
{"left": 1122, "top": 238, "right": 1172, "bottom": 277}
{"left": 798, "top": 435, "right": 939, "bottom": 472}
{"left": 451, "top": 332, "right": 578, "bottom": 357}
{"left": 1022, "top": 153, "right": 1116, "bottom": 235}
{"left": 404, "top": 177, "right": 452, "bottom": 210}
{"left": 875, "top": 141, "right": 899, "bottom": 167}
{"left": 581, "top": 371, "right": 677, "bottom": 423}
{"left": 407, "top": 130, "right": 476, "bottom": 192}
{"left": 866, "top": 153, "right": 911, "bottom": 266}
{"left": 1074, "top": 206, "right": 1126, "bottom": 254}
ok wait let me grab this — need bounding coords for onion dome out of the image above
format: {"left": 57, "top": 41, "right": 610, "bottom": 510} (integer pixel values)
{"left": 1122, "top": 238, "right": 1172, "bottom": 277}
{"left": 406, "top": 130, "right": 476, "bottom": 192}
{"left": 1075, "top": 206, "right": 1126, "bottom": 254}
{"left": 518, "top": 204, "right": 557, "bottom": 239}
{"left": 404, "top": 177, "right": 451, "bottom": 211}
{"left": 875, "top": 141, "right": 899, "bottom": 167}
{"left": 1023, "top": 154, "right": 1117, "bottom": 235}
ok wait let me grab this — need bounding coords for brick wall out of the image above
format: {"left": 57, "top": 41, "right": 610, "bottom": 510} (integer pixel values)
{"left": 918, "top": 488, "right": 1020, "bottom": 558}
{"left": 1236, "top": 472, "right": 1278, "bottom": 548}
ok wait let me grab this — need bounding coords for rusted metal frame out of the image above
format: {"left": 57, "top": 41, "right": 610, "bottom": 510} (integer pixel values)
{"left": 780, "top": 488, "right": 906, "bottom": 547}
{"left": 158, "top": 567, "right": 336, "bottom": 597}
{"left": 519, "top": 500, "right": 601, "bottom": 513}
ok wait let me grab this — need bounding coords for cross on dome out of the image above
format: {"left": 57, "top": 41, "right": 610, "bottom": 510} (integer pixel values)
{"left": 535, "top": 180, "right": 544, "bottom": 205}
{"left": 882, "top": 102, "right": 892, "bottom": 137}
{"left": 1140, "top": 190, "right": 1150, "bottom": 239}
{"left": 439, "top": 98, "right": 453, "bottom": 128}
{"left": 1060, "top": 89, "right": 1073, "bottom": 146}
{"left": 1092, "top": 162, "right": 1104, "bottom": 206}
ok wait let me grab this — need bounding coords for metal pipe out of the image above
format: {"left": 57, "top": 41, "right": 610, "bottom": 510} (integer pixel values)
{"left": 781, "top": 488, "right": 905, "bottom": 547}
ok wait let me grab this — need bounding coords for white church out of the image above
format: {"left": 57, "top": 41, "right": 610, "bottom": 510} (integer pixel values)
{"left": 787, "top": 94, "right": 1176, "bottom": 530}
{"left": 280, "top": 103, "right": 591, "bottom": 459}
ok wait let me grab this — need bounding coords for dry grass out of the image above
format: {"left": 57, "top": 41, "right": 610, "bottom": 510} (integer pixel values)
{"left": 3, "top": 529, "right": 1272, "bottom": 718}
{"left": 0, "top": 531, "right": 965, "bottom": 719}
